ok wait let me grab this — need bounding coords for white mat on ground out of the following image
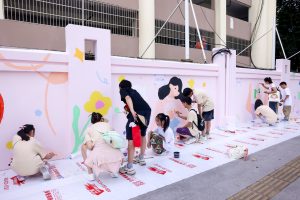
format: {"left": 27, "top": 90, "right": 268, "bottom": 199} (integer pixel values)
{"left": 1, "top": 121, "right": 300, "bottom": 200}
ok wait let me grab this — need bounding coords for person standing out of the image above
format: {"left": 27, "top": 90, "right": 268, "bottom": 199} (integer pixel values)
{"left": 260, "top": 77, "right": 279, "bottom": 114}
{"left": 182, "top": 88, "right": 214, "bottom": 140}
{"left": 118, "top": 80, "right": 151, "bottom": 175}
{"left": 279, "top": 82, "right": 292, "bottom": 121}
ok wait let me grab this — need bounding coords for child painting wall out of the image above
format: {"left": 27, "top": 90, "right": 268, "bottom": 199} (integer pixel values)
{"left": 0, "top": 52, "right": 69, "bottom": 170}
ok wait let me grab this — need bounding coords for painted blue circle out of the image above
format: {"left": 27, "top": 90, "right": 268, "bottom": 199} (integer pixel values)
{"left": 35, "top": 109, "right": 42, "bottom": 117}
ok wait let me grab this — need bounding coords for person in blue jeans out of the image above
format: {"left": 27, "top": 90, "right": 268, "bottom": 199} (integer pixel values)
{"left": 118, "top": 80, "right": 151, "bottom": 176}
{"left": 260, "top": 77, "right": 279, "bottom": 114}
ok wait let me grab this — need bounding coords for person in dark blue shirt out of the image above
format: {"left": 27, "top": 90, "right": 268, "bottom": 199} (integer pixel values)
{"left": 118, "top": 80, "right": 151, "bottom": 175}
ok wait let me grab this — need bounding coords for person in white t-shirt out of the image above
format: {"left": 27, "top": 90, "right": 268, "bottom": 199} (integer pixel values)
{"left": 175, "top": 97, "right": 199, "bottom": 144}
{"left": 260, "top": 77, "right": 279, "bottom": 114}
{"left": 254, "top": 99, "right": 277, "bottom": 125}
{"left": 147, "top": 113, "right": 175, "bottom": 155}
{"left": 279, "top": 82, "right": 292, "bottom": 121}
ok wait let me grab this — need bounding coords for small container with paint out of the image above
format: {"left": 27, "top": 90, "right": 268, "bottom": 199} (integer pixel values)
{"left": 174, "top": 151, "right": 180, "bottom": 158}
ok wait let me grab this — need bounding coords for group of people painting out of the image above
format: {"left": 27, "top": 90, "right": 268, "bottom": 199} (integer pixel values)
{"left": 9, "top": 76, "right": 292, "bottom": 181}
{"left": 9, "top": 77, "right": 215, "bottom": 180}
{"left": 254, "top": 77, "right": 293, "bottom": 125}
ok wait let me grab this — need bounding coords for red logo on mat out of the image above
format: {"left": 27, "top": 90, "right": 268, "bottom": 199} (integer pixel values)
{"left": 119, "top": 173, "right": 145, "bottom": 187}
{"left": 85, "top": 183, "right": 104, "bottom": 196}
{"left": 44, "top": 189, "right": 62, "bottom": 200}
{"left": 193, "top": 153, "right": 212, "bottom": 160}
{"left": 10, "top": 176, "right": 25, "bottom": 186}
{"left": 97, "top": 179, "right": 111, "bottom": 192}
{"left": 4, "top": 177, "right": 9, "bottom": 190}
{"left": 148, "top": 166, "right": 167, "bottom": 175}
{"left": 169, "top": 158, "right": 196, "bottom": 168}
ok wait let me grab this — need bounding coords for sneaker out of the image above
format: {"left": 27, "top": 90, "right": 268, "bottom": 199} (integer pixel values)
{"left": 39, "top": 165, "right": 51, "bottom": 180}
{"left": 202, "top": 135, "right": 208, "bottom": 141}
{"left": 119, "top": 166, "right": 136, "bottom": 175}
{"left": 85, "top": 173, "right": 95, "bottom": 181}
{"left": 133, "top": 156, "right": 146, "bottom": 166}
{"left": 110, "top": 172, "right": 119, "bottom": 178}
{"left": 185, "top": 137, "right": 197, "bottom": 145}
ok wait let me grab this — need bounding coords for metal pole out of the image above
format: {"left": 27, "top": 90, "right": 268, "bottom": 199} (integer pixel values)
{"left": 81, "top": 0, "right": 84, "bottom": 26}
{"left": 140, "top": 0, "right": 184, "bottom": 58}
{"left": 189, "top": 0, "right": 207, "bottom": 63}
{"left": 185, "top": 0, "right": 189, "bottom": 60}
{"left": 276, "top": 27, "right": 287, "bottom": 59}
{"left": 288, "top": 50, "right": 300, "bottom": 60}
{"left": 237, "top": 27, "right": 273, "bottom": 56}
{"left": 271, "top": 16, "right": 276, "bottom": 69}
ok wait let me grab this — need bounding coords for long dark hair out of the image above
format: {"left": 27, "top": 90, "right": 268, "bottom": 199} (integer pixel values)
{"left": 91, "top": 112, "right": 103, "bottom": 124}
{"left": 17, "top": 124, "right": 35, "bottom": 141}
{"left": 156, "top": 113, "right": 170, "bottom": 132}
{"left": 158, "top": 77, "right": 183, "bottom": 100}
{"left": 264, "top": 77, "right": 273, "bottom": 84}
{"left": 254, "top": 99, "right": 263, "bottom": 110}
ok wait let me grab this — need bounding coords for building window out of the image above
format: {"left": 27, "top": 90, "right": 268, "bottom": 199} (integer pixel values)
{"left": 226, "top": 36, "right": 250, "bottom": 57}
{"left": 155, "top": 20, "right": 214, "bottom": 50}
{"left": 226, "top": 1, "right": 249, "bottom": 21}
{"left": 192, "top": 0, "right": 212, "bottom": 9}
{"left": 3, "top": 0, "right": 139, "bottom": 37}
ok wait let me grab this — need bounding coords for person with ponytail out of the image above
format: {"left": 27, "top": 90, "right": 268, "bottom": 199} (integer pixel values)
{"left": 11, "top": 124, "right": 55, "bottom": 180}
{"left": 147, "top": 113, "right": 175, "bottom": 155}
{"left": 82, "top": 112, "right": 123, "bottom": 181}
{"left": 260, "top": 77, "right": 279, "bottom": 114}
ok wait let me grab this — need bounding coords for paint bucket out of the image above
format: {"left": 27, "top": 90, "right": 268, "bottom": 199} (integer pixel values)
{"left": 174, "top": 151, "right": 180, "bottom": 158}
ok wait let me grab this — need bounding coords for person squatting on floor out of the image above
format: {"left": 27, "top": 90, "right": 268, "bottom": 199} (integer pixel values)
{"left": 182, "top": 88, "right": 214, "bottom": 140}
{"left": 147, "top": 113, "right": 175, "bottom": 155}
{"left": 254, "top": 99, "right": 277, "bottom": 126}
{"left": 175, "top": 96, "right": 200, "bottom": 144}
{"left": 118, "top": 80, "right": 151, "bottom": 175}
{"left": 82, "top": 112, "right": 123, "bottom": 181}
{"left": 10, "top": 124, "right": 56, "bottom": 180}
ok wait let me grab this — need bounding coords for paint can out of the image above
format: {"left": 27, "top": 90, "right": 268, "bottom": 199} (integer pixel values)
{"left": 174, "top": 151, "right": 180, "bottom": 158}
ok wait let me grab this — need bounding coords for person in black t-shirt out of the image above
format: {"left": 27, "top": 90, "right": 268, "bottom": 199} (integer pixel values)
{"left": 118, "top": 80, "right": 151, "bottom": 175}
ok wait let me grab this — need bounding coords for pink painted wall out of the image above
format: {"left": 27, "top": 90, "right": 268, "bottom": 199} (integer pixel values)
{"left": 0, "top": 25, "right": 298, "bottom": 171}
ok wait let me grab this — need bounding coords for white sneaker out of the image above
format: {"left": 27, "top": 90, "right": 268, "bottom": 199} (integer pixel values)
{"left": 110, "top": 172, "right": 119, "bottom": 178}
{"left": 133, "top": 156, "right": 146, "bottom": 166}
{"left": 119, "top": 165, "right": 136, "bottom": 175}
{"left": 39, "top": 165, "right": 51, "bottom": 180}
{"left": 202, "top": 135, "right": 208, "bottom": 141}
{"left": 185, "top": 137, "right": 197, "bottom": 145}
{"left": 85, "top": 173, "right": 95, "bottom": 181}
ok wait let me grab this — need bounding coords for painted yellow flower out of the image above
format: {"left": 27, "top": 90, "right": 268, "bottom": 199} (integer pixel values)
{"left": 84, "top": 91, "right": 112, "bottom": 115}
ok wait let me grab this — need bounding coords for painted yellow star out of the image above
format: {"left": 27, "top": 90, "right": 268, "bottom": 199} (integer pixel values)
{"left": 74, "top": 48, "right": 84, "bottom": 62}
{"left": 118, "top": 75, "right": 125, "bottom": 83}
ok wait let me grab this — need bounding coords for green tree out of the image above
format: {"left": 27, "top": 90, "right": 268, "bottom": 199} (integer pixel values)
{"left": 276, "top": 0, "right": 300, "bottom": 72}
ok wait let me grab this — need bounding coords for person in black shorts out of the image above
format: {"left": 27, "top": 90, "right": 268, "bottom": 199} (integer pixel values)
{"left": 118, "top": 80, "right": 151, "bottom": 175}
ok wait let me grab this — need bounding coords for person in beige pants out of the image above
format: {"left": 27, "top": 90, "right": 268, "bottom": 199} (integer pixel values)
{"left": 279, "top": 82, "right": 292, "bottom": 121}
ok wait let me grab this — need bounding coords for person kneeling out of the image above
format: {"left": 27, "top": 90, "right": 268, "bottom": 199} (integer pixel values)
{"left": 147, "top": 113, "right": 174, "bottom": 155}
{"left": 10, "top": 124, "right": 56, "bottom": 180}
{"left": 175, "top": 97, "right": 199, "bottom": 144}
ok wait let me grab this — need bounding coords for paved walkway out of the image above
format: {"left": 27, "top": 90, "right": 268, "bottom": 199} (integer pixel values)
{"left": 132, "top": 136, "right": 300, "bottom": 200}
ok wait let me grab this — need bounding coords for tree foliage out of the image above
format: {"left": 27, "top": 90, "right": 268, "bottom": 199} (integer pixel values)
{"left": 276, "top": 0, "right": 300, "bottom": 72}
